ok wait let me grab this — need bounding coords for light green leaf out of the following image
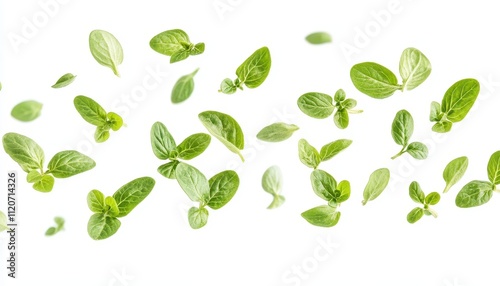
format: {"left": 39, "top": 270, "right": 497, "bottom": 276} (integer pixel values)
{"left": 341, "top": 98, "right": 358, "bottom": 110}
{"left": 256, "top": 122, "right": 299, "bottom": 142}
{"left": 297, "top": 92, "right": 334, "bottom": 119}
{"left": 429, "top": 101, "right": 441, "bottom": 122}
{"left": 105, "top": 196, "right": 119, "bottom": 217}
{"left": 33, "top": 174, "right": 54, "bottom": 192}
{"left": 207, "top": 170, "right": 239, "bottom": 210}
{"left": 362, "top": 168, "right": 391, "bottom": 205}
{"left": 310, "top": 169, "right": 337, "bottom": 201}
{"left": 219, "top": 78, "right": 237, "bottom": 94}
{"left": 54, "top": 217, "right": 65, "bottom": 230}
{"left": 305, "top": 32, "right": 332, "bottom": 44}
{"left": 235, "top": 46, "right": 271, "bottom": 89}
{"left": 47, "top": 150, "right": 96, "bottom": 178}
{"left": 175, "top": 162, "right": 210, "bottom": 203}
{"left": 432, "top": 121, "right": 453, "bottom": 133}
{"left": 107, "top": 112, "right": 123, "bottom": 131}
{"left": 94, "top": 126, "right": 110, "bottom": 143}
{"left": 45, "top": 227, "right": 57, "bottom": 236}
{"left": 2, "top": 132, "right": 45, "bottom": 172}
{"left": 409, "top": 181, "right": 425, "bottom": 204}
{"left": 407, "top": 207, "right": 424, "bottom": 224}
{"left": 298, "top": 139, "right": 321, "bottom": 169}
{"left": 350, "top": 62, "right": 401, "bottom": 99}
{"left": 27, "top": 170, "right": 42, "bottom": 183}
{"left": 89, "top": 30, "right": 123, "bottom": 76}
{"left": 157, "top": 161, "right": 179, "bottom": 179}
{"left": 268, "top": 195, "right": 285, "bottom": 209}
{"left": 336, "top": 180, "right": 351, "bottom": 203}
{"left": 112, "top": 177, "right": 156, "bottom": 217}
{"left": 441, "top": 78, "right": 480, "bottom": 123}
{"left": 149, "top": 29, "right": 190, "bottom": 56}
{"left": 425, "top": 192, "right": 440, "bottom": 205}
{"left": 190, "top": 43, "right": 205, "bottom": 55}
{"left": 443, "top": 156, "right": 468, "bottom": 193}
{"left": 319, "top": 139, "right": 352, "bottom": 162}
{"left": 87, "top": 189, "right": 106, "bottom": 213}
{"left": 334, "top": 89, "right": 346, "bottom": 102}
{"left": 399, "top": 48, "right": 432, "bottom": 91}
{"left": 406, "top": 142, "right": 428, "bottom": 160}
{"left": 262, "top": 165, "right": 283, "bottom": 195}
{"left": 0, "top": 211, "right": 9, "bottom": 232}
{"left": 198, "top": 111, "right": 245, "bottom": 161}
{"left": 172, "top": 68, "right": 199, "bottom": 103}
{"left": 11, "top": 100, "right": 43, "bottom": 122}
{"left": 51, "top": 73, "right": 76, "bottom": 88}
{"left": 188, "top": 207, "right": 209, "bottom": 229}
{"left": 87, "top": 213, "right": 121, "bottom": 240}
{"left": 334, "top": 109, "right": 349, "bottom": 129}
{"left": 170, "top": 49, "right": 190, "bottom": 63}
{"left": 391, "top": 110, "right": 414, "bottom": 146}
{"left": 176, "top": 133, "right": 211, "bottom": 160}
{"left": 74, "top": 95, "right": 107, "bottom": 126}
{"left": 487, "top": 151, "right": 500, "bottom": 185}
{"left": 150, "top": 122, "right": 177, "bottom": 160}
{"left": 455, "top": 180, "right": 495, "bottom": 208}
{"left": 301, "top": 205, "right": 340, "bottom": 227}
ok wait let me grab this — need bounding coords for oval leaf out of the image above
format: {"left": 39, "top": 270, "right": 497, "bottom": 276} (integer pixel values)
{"left": 443, "top": 156, "right": 469, "bottom": 193}
{"left": 441, "top": 78, "right": 480, "bottom": 122}
{"left": 33, "top": 174, "right": 54, "bottom": 193}
{"left": 87, "top": 190, "right": 106, "bottom": 213}
{"left": 87, "top": 213, "right": 121, "bottom": 240}
{"left": 391, "top": 109, "right": 414, "bottom": 146}
{"left": 150, "top": 122, "right": 177, "bottom": 160}
{"left": 47, "top": 150, "right": 96, "bottom": 178}
{"left": 112, "top": 177, "right": 156, "bottom": 217}
{"left": 157, "top": 161, "right": 180, "bottom": 179}
{"left": 399, "top": 47, "right": 432, "bottom": 91}
{"left": 350, "top": 62, "right": 401, "bottom": 99}
{"left": 362, "top": 168, "right": 390, "bottom": 205}
{"left": 319, "top": 139, "right": 352, "bottom": 162}
{"left": 407, "top": 207, "right": 424, "bottom": 224}
{"left": 334, "top": 109, "right": 349, "bottom": 129}
{"left": 487, "top": 151, "right": 500, "bottom": 185}
{"left": 455, "top": 180, "right": 494, "bottom": 208}
{"left": 11, "top": 100, "right": 43, "bottom": 122}
{"left": 89, "top": 30, "right": 123, "bottom": 76}
{"left": 305, "top": 32, "right": 332, "bottom": 44}
{"left": 236, "top": 46, "right": 271, "bottom": 89}
{"left": 310, "top": 169, "right": 337, "bottom": 201}
{"left": 297, "top": 92, "right": 334, "bottom": 119}
{"left": 188, "top": 207, "right": 209, "bottom": 229}
{"left": 150, "top": 29, "right": 190, "bottom": 56}
{"left": 256, "top": 122, "right": 299, "bottom": 142}
{"left": 207, "top": 170, "right": 240, "bottom": 210}
{"left": 406, "top": 142, "right": 428, "bottom": 160}
{"left": 175, "top": 163, "right": 210, "bottom": 203}
{"left": 52, "top": 73, "right": 76, "bottom": 88}
{"left": 298, "top": 139, "right": 320, "bottom": 169}
{"left": 74, "top": 95, "right": 107, "bottom": 126}
{"left": 176, "top": 133, "right": 211, "bottom": 160}
{"left": 409, "top": 181, "right": 425, "bottom": 204}
{"left": 171, "top": 68, "right": 199, "bottom": 103}
{"left": 301, "top": 205, "right": 340, "bottom": 227}
{"left": 262, "top": 165, "right": 283, "bottom": 195}
{"left": 2, "top": 132, "right": 45, "bottom": 172}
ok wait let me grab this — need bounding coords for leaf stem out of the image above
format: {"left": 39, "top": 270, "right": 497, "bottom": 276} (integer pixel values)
{"left": 391, "top": 146, "right": 406, "bottom": 160}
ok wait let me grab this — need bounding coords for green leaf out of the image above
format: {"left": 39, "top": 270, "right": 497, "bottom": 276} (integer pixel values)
{"left": 235, "top": 46, "right": 272, "bottom": 89}
{"left": 456, "top": 180, "right": 495, "bottom": 208}
{"left": 54, "top": 217, "right": 65, "bottom": 230}
{"left": 310, "top": 169, "right": 337, "bottom": 201}
{"left": 170, "top": 49, "right": 190, "bottom": 63}
{"left": 105, "top": 196, "right": 120, "bottom": 217}
{"left": 190, "top": 43, "right": 205, "bottom": 55}
{"left": 298, "top": 139, "right": 321, "bottom": 169}
{"left": 27, "top": 170, "right": 42, "bottom": 183}
{"left": 432, "top": 121, "right": 453, "bottom": 133}
{"left": 425, "top": 192, "right": 440, "bottom": 205}
{"left": 334, "top": 109, "right": 349, "bottom": 129}
{"left": 45, "top": 227, "right": 57, "bottom": 236}
{"left": 336, "top": 180, "right": 351, "bottom": 203}
{"left": 409, "top": 181, "right": 425, "bottom": 204}
{"left": 198, "top": 111, "right": 245, "bottom": 161}
{"left": 219, "top": 78, "right": 237, "bottom": 94}
{"left": 399, "top": 47, "right": 432, "bottom": 91}
{"left": 268, "top": 195, "right": 285, "bottom": 209}
{"left": 188, "top": 207, "right": 209, "bottom": 229}
{"left": 11, "top": 100, "right": 43, "bottom": 122}
{"left": 391, "top": 110, "right": 414, "bottom": 146}
{"left": 319, "top": 139, "right": 352, "bottom": 162}
{"left": 33, "top": 174, "right": 54, "bottom": 192}
{"left": 47, "top": 150, "right": 96, "bottom": 178}
{"left": 150, "top": 122, "right": 177, "bottom": 160}
{"left": 171, "top": 68, "right": 199, "bottom": 103}
{"left": 73, "top": 95, "right": 107, "bottom": 126}
{"left": 301, "top": 205, "right": 340, "bottom": 227}
{"left": 350, "top": 62, "right": 401, "bottom": 99}
{"left": 207, "top": 170, "right": 239, "bottom": 210}
{"left": 87, "top": 213, "right": 121, "bottom": 240}
{"left": 51, "top": 73, "right": 76, "bottom": 88}
{"left": 112, "top": 177, "right": 156, "bottom": 217}
{"left": 407, "top": 207, "right": 424, "bottom": 224}
{"left": 441, "top": 78, "right": 480, "bottom": 123}
{"left": 175, "top": 133, "right": 211, "bottom": 160}
{"left": 262, "top": 165, "right": 283, "bottom": 195}
{"left": 443, "top": 156, "right": 469, "bottom": 193}
{"left": 362, "top": 168, "right": 391, "bottom": 205}
{"left": 406, "top": 142, "right": 428, "bottom": 160}
{"left": 2, "top": 132, "right": 45, "bottom": 172}
{"left": 487, "top": 151, "right": 500, "bottom": 185}
{"left": 334, "top": 89, "right": 346, "bottom": 102}
{"left": 94, "top": 126, "right": 110, "bottom": 143}
{"left": 175, "top": 162, "right": 210, "bottom": 203}
{"left": 297, "top": 92, "right": 334, "bottom": 119}
{"left": 107, "top": 112, "right": 123, "bottom": 131}
{"left": 157, "top": 161, "right": 179, "bottom": 179}
{"left": 429, "top": 101, "right": 441, "bottom": 122}
{"left": 149, "top": 29, "right": 191, "bottom": 56}
{"left": 305, "top": 32, "right": 332, "bottom": 44}
{"left": 256, "top": 122, "right": 299, "bottom": 142}
{"left": 87, "top": 189, "right": 106, "bottom": 213}
{"left": 89, "top": 30, "right": 123, "bottom": 76}
{"left": 342, "top": 99, "right": 358, "bottom": 110}
{"left": 0, "top": 211, "right": 8, "bottom": 232}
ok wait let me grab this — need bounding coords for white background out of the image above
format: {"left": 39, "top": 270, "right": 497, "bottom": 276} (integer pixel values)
{"left": 1, "top": 0, "right": 500, "bottom": 285}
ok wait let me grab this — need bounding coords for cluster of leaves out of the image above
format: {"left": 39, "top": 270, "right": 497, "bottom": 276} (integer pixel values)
{"left": 256, "top": 122, "right": 299, "bottom": 142}
{"left": 261, "top": 166, "right": 285, "bottom": 209}
{"left": 2, "top": 133, "right": 95, "bottom": 192}
{"left": 298, "top": 138, "right": 352, "bottom": 169}
{"left": 175, "top": 163, "right": 239, "bottom": 229}
{"left": 151, "top": 121, "right": 211, "bottom": 179}
{"left": 87, "top": 177, "right": 155, "bottom": 240}
{"left": 150, "top": 29, "right": 204, "bottom": 63}
{"left": 74, "top": 95, "right": 124, "bottom": 143}
{"left": 407, "top": 182, "right": 440, "bottom": 223}
{"left": 45, "top": 217, "right": 65, "bottom": 236}
{"left": 297, "top": 89, "right": 362, "bottom": 129}
{"left": 350, "top": 48, "right": 431, "bottom": 99}
{"left": 391, "top": 110, "right": 428, "bottom": 160}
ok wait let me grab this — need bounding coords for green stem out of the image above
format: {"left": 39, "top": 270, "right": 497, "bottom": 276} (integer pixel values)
{"left": 391, "top": 146, "right": 406, "bottom": 160}
{"left": 428, "top": 208, "right": 438, "bottom": 218}
{"left": 443, "top": 184, "right": 451, "bottom": 194}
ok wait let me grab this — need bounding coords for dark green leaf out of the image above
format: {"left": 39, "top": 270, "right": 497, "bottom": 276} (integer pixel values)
{"left": 150, "top": 122, "right": 177, "bottom": 160}
{"left": 207, "top": 170, "right": 239, "bottom": 210}
{"left": 235, "top": 47, "right": 271, "bottom": 89}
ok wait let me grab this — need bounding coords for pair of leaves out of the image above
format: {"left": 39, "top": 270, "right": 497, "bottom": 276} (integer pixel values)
{"left": 262, "top": 166, "right": 285, "bottom": 209}
{"left": 391, "top": 110, "right": 428, "bottom": 160}
{"left": 298, "top": 138, "right": 352, "bottom": 169}
{"left": 52, "top": 73, "right": 76, "bottom": 88}
{"left": 87, "top": 177, "right": 155, "bottom": 240}
{"left": 3, "top": 133, "right": 95, "bottom": 192}
{"left": 407, "top": 181, "right": 440, "bottom": 223}
{"left": 45, "top": 217, "right": 64, "bottom": 236}
{"left": 198, "top": 111, "right": 245, "bottom": 161}
{"left": 455, "top": 151, "right": 500, "bottom": 208}
{"left": 151, "top": 121, "right": 211, "bottom": 179}
{"left": 350, "top": 48, "right": 431, "bottom": 99}
{"left": 74, "top": 95, "right": 124, "bottom": 143}
{"left": 172, "top": 68, "right": 199, "bottom": 103}
{"left": 11, "top": 100, "right": 43, "bottom": 122}
{"left": 149, "top": 29, "right": 204, "bottom": 63}
{"left": 362, "top": 168, "right": 391, "bottom": 205}
{"left": 302, "top": 169, "right": 350, "bottom": 227}
{"left": 305, "top": 32, "right": 332, "bottom": 45}
{"left": 430, "top": 78, "right": 480, "bottom": 133}
{"left": 219, "top": 47, "right": 271, "bottom": 94}
{"left": 256, "top": 122, "right": 299, "bottom": 142}
{"left": 89, "top": 30, "right": 123, "bottom": 77}
{"left": 297, "top": 89, "right": 363, "bottom": 129}
{"left": 175, "top": 163, "right": 239, "bottom": 229}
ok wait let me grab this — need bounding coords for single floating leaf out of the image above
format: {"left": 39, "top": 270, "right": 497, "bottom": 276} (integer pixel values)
{"left": 11, "top": 100, "right": 43, "bottom": 122}
{"left": 305, "top": 32, "right": 332, "bottom": 44}
{"left": 51, "top": 73, "right": 76, "bottom": 88}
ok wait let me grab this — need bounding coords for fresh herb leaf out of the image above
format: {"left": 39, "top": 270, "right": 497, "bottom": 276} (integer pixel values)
{"left": 89, "top": 30, "right": 123, "bottom": 76}
{"left": 406, "top": 142, "right": 429, "bottom": 159}
{"left": 207, "top": 170, "right": 239, "bottom": 210}
{"left": 407, "top": 207, "right": 424, "bottom": 224}
{"left": 87, "top": 190, "right": 106, "bottom": 213}
{"left": 456, "top": 180, "right": 494, "bottom": 208}
{"left": 362, "top": 168, "right": 390, "bottom": 205}
{"left": 350, "top": 62, "right": 401, "bottom": 99}
{"left": 87, "top": 213, "right": 121, "bottom": 240}
{"left": 188, "top": 207, "right": 209, "bottom": 229}
{"left": 151, "top": 122, "right": 177, "bottom": 160}
{"left": 305, "top": 32, "right": 332, "bottom": 44}
{"left": 399, "top": 47, "right": 432, "bottom": 91}
{"left": 45, "top": 217, "right": 64, "bottom": 236}
{"left": 149, "top": 29, "right": 204, "bottom": 63}
{"left": 51, "top": 73, "right": 76, "bottom": 88}
{"left": 391, "top": 110, "right": 427, "bottom": 160}
{"left": 157, "top": 161, "right": 180, "bottom": 179}
{"left": 407, "top": 181, "right": 439, "bottom": 223}
{"left": 297, "top": 92, "right": 334, "bottom": 119}
{"left": 112, "top": 177, "right": 155, "bottom": 217}
{"left": 176, "top": 133, "right": 211, "bottom": 160}
{"left": 443, "top": 156, "right": 468, "bottom": 193}
{"left": 310, "top": 169, "right": 337, "bottom": 201}
{"left": 33, "top": 174, "right": 54, "bottom": 192}
{"left": 171, "top": 68, "right": 199, "bottom": 103}
{"left": 301, "top": 205, "right": 340, "bottom": 227}
{"left": 409, "top": 181, "right": 425, "bottom": 204}
{"left": 262, "top": 166, "right": 285, "bottom": 209}
{"left": 11, "top": 100, "right": 43, "bottom": 122}
{"left": 198, "top": 111, "right": 244, "bottom": 161}
{"left": 256, "top": 122, "right": 299, "bottom": 142}
{"left": 425, "top": 192, "right": 440, "bottom": 205}
{"left": 487, "top": 151, "right": 500, "bottom": 185}
{"left": 175, "top": 162, "right": 210, "bottom": 203}
{"left": 47, "top": 150, "right": 96, "bottom": 178}
{"left": 2, "top": 132, "right": 45, "bottom": 172}
{"left": 319, "top": 139, "right": 352, "bottom": 162}
{"left": 298, "top": 139, "right": 321, "bottom": 169}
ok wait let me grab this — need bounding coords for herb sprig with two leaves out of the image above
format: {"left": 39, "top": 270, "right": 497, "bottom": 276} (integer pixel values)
{"left": 261, "top": 166, "right": 285, "bottom": 209}
{"left": 2, "top": 133, "right": 95, "bottom": 192}
{"left": 149, "top": 29, "right": 205, "bottom": 63}
{"left": 407, "top": 181, "right": 440, "bottom": 223}
{"left": 298, "top": 138, "right": 352, "bottom": 169}
{"left": 87, "top": 177, "right": 155, "bottom": 240}
{"left": 45, "top": 217, "right": 64, "bottom": 236}
{"left": 151, "top": 121, "right": 211, "bottom": 179}
{"left": 391, "top": 110, "right": 428, "bottom": 160}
